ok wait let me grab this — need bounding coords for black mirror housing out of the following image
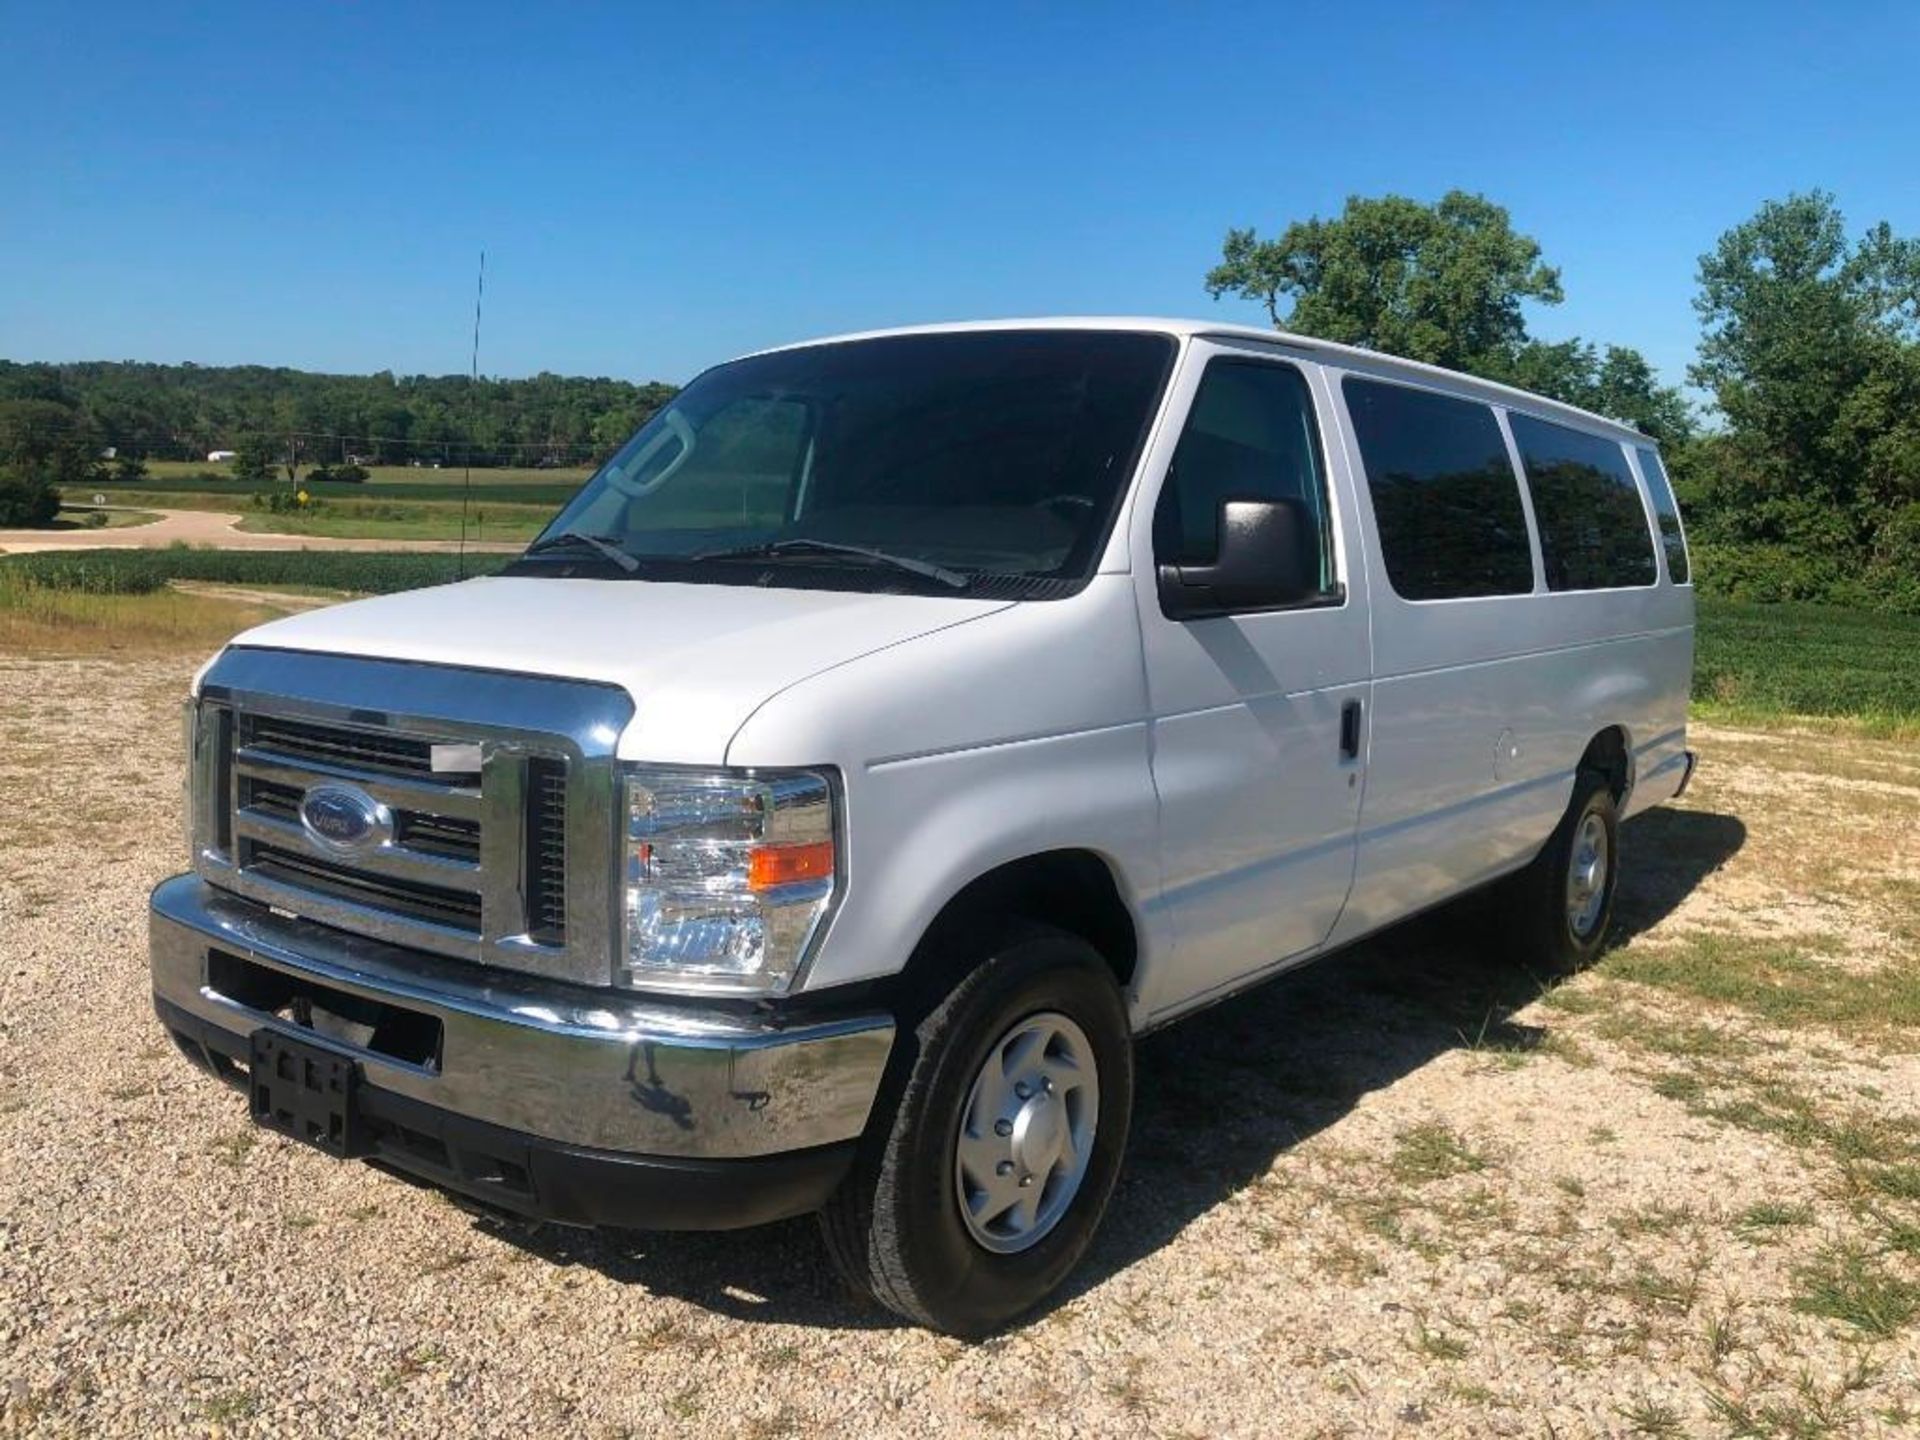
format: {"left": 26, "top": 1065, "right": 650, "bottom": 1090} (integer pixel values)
{"left": 1157, "top": 497, "right": 1321, "bottom": 619}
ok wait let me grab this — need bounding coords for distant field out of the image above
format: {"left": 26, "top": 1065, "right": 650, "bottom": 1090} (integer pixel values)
{"left": 75, "top": 475, "right": 580, "bottom": 505}
{"left": 1693, "top": 598, "right": 1920, "bottom": 731}
{"left": 143, "top": 459, "right": 593, "bottom": 494}
{"left": 52, "top": 485, "right": 562, "bottom": 542}
{"left": 0, "top": 548, "right": 511, "bottom": 596}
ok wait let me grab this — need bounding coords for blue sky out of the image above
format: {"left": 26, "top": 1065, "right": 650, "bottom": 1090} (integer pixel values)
{"left": 3, "top": 2, "right": 1915, "bottom": 393}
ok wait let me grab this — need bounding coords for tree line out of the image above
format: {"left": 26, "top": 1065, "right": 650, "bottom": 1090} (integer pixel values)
{"left": 1208, "top": 189, "right": 1919, "bottom": 612}
{"left": 0, "top": 362, "right": 681, "bottom": 521}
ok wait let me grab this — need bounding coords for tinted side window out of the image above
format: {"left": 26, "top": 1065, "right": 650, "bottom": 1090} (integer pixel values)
{"left": 1509, "top": 414, "right": 1657, "bottom": 591}
{"left": 1634, "top": 447, "right": 1690, "bottom": 583}
{"left": 1342, "top": 378, "right": 1534, "bottom": 600}
{"left": 1154, "top": 359, "right": 1336, "bottom": 593}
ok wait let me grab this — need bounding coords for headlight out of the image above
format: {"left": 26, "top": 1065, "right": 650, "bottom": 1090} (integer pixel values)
{"left": 621, "top": 766, "right": 838, "bottom": 996}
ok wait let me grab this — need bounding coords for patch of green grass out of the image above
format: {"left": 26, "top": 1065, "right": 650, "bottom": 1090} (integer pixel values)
{"left": 1616, "top": 1260, "right": 1703, "bottom": 1315}
{"left": 1593, "top": 1011, "right": 1754, "bottom": 1060}
{"left": 208, "top": 1129, "right": 256, "bottom": 1170}
{"left": 1605, "top": 931, "right": 1920, "bottom": 1036}
{"left": 1388, "top": 1122, "right": 1489, "bottom": 1184}
{"left": 1610, "top": 1203, "right": 1699, "bottom": 1239}
{"left": 49, "top": 506, "right": 162, "bottom": 530}
{"left": 1410, "top": 1316, "right": 1471, "bottom": 1362}
{"left": 1615, "top": 1397, "right": 1687, "bottom": 1438}
{"left": 1793, "top": 1243, "right": 1920, "bottom": 1338}
{"left": 1863, "top": 1164, "right": 1920, "bottom": 1201}
{"left": 234, "top": 497, "right": 553, "bottom": 542}
{"left": 1536, "top": 983, "right": 1609, "bottom": 1016}
{"left": 1737, "top": 1201, "right": 1815, "bottom": 1234}
{"left": 378, "top": 1343, "right": 449, "bottom": 1390}
{"left": 200, "top": 1389, "right": 262, "bottom": 1423}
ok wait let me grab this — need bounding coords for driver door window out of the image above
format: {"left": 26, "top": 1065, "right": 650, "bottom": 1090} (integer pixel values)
{"left": 1153, "top": 359, "right": 1336, "bottom": 594}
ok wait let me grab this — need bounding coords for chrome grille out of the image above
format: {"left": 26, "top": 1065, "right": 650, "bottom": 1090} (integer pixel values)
{"left": 248, "top": 843, "right": 484, "bottom": 933}
{"left": 247, "top": 713, "right": 436, "bottom": 777}
{"left": 189, "top": 649, "right": 634, "bottom": 987}
{"left": 525, "top": 758, "right": 567, "bottom": 944}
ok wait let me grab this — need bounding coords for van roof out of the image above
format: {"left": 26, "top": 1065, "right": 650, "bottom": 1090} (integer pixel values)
{"left": 748, "top": 316, "right": 1655, "bottom": 444}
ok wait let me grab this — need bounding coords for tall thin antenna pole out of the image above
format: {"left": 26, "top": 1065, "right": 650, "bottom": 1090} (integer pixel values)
{"left": 458, "top": 248, "right": 486, "bottom": 579}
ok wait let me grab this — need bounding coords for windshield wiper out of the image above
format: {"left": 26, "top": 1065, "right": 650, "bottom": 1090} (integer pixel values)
{"left": 689, "top": 539, "right": 969, "bottom": 590}
{"left": 521, "top": 531, "right": 640, "bottom": 573}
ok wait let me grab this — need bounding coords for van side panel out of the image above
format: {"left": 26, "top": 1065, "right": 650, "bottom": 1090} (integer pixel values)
{"left": 1332, "top": 595, "right": 1692, "bottom": 943}
{"left": 1326, "top": 371, "right": 1693, "bottom": 946}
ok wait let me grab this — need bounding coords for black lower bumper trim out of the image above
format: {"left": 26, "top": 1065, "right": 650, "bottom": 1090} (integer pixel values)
{"left": 156, "top": 995, "right": 855, "bottom": 1231}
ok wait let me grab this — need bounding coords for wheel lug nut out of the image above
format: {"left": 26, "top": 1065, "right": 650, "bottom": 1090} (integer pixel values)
{"left": 996, "top": 1160, "right": 1013, "bottom": 1177}
{"left": 1014, "top": 1082, "right": 1032, "bottom": 1100}
{"left": 994, "top": 1119, "right": 1012, "bottom": 1137}
{"left": 1019, "top": 1175, "right": 1034, "bottom": 1187}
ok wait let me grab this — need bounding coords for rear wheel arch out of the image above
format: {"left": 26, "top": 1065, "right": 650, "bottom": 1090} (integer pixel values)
{"left": 1578, "top": 724, "right": 1634, "bottom": 804}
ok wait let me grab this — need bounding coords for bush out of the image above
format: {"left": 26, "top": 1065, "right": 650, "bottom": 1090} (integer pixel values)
{"left": 0, "top": 468, "right": 60, "bottom": 527}
{"left": 305, "top": 463, "right": 369, "bottom": 484}
{"left": 250, "top": 489, "right": 324, "bottom": 515}
{"left": 1692, "top": 542, "right": 1920, "bottom": 616}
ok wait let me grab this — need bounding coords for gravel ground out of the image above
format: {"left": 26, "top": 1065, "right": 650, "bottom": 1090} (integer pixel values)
{"left": 2, "top": 653, "right": 1917, "bottom": 1438}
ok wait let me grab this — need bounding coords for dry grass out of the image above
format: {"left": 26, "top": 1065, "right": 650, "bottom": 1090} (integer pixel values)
{"left": 0, "top": 575, "right": 297, "bottom": 655}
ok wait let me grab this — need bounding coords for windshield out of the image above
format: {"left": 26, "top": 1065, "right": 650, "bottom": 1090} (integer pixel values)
{"left": 518, "top": 329, "right": 1176, "bottom": 594}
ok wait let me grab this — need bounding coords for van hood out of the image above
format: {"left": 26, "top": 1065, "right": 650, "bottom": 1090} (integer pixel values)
{"left": 225, "top": 575, "right": 1014, "bottom": 763}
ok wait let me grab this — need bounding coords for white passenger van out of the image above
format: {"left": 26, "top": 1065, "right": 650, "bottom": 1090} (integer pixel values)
{"left": 152, "top": 319, "right": 1695, "bottom": 1334}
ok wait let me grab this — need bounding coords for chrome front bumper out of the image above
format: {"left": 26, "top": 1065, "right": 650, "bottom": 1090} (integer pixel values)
{"left": 149, "top": 874, "right": 894, "bottom": 1162}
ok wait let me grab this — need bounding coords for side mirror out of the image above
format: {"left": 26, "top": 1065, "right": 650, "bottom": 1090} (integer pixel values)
{"left": 1157, "top": 497, "right": 1320, "bottom": 619}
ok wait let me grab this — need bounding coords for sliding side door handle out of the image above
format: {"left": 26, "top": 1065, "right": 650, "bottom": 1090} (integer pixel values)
{"left": 1339, "top": 698, "right": 1363, "bottom": 760}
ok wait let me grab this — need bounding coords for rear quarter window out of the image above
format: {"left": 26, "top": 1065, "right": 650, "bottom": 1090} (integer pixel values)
{"left": 1342, "top": 377, "right": 1534, "bottom": 601}
{"left": 1508, "top": 413, "right": 1657, "bottom": 592}
{"left": 1634, "top": 446, "right": 1690, "bottom": 584}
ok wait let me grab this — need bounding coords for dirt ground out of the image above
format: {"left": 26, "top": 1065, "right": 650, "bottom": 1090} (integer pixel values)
{"left": 1, "top": 650, "right": 1916, "bottom": 1438}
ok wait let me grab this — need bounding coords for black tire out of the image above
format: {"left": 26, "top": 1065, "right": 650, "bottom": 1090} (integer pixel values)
{"left": 1504, "top": 768, "right": 1621, "bottom": 971}
{"left": 820, "top": 923, "right": 1133, "bottom": 1337}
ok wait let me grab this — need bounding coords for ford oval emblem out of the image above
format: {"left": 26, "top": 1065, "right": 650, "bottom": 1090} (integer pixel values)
{"left": 298, "top": 783, "right": 392, "bottom": 855}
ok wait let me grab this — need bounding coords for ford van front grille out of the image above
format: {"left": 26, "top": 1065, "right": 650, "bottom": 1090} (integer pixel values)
{"left": 188, "top": 650, "right": 632, "bottom": 987}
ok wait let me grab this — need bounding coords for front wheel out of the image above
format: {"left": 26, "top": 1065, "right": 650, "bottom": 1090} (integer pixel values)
{"left": 820, "top": 924, "right": 1133, "bottom": 1336}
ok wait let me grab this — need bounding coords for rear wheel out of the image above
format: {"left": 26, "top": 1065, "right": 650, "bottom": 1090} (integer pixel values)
{"left": 820, "top": 924, "right": 1133, "bottom": 1336}
{"left": 1505, "top": 768, "right": 1621, "bottom": 970}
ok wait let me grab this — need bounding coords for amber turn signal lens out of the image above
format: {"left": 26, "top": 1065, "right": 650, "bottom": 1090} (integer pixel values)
{"left": 747, "top": 840, "right": 835, "bottom": 891}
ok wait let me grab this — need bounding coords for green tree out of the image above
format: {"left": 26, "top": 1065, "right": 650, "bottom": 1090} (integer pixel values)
{"left": 1489, "top": 340, "right": 1693, "bottom": 443}
{"left": 0, "top": 397, "right": 99, "bottom": 526}
{"left": 1206, "top": 190, "right": 1688, "bottom": 438}
{"left": 1690, "top": 191, "right": 1920, "bottom": 557}
{"left": 1206, "top": 191, "right": 1564, "bottom": 371}
{"left": 232, "top": 432, "right": 278, "bottom": 484}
